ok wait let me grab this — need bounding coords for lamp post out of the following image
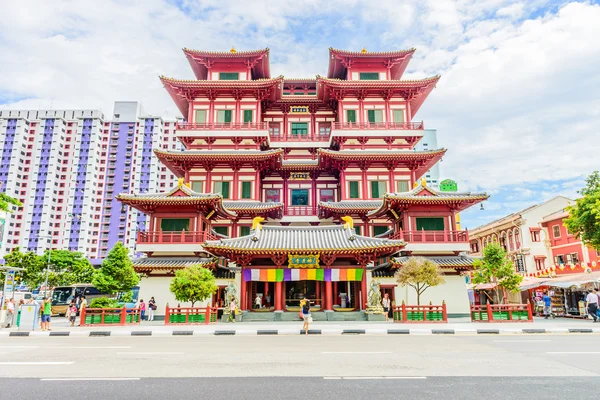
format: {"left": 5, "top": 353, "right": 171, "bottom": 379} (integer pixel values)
{"left": 37, "top": 235, "right": 53, "bottom": 298}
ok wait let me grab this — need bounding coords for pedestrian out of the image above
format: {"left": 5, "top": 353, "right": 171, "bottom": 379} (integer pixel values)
{"left": 148, "top": 297, "right": 156, "bottom": 321}
{"left": 68, "top": 301, "right": 78, "bottom": 327}
{"left": 139, "top": 299, "right": 146, "bottom": 321}
{"left": 542, "top": 291, "right": 554, "bottom": 319}
{"left": 228, "top": 298, "right": 236, "bottom": 323}
{"left": 5, "top": 298, "right": 15, "bottom": 328}
{"left": 41, "top": 297, "right": 52, "bottom": 331}
{"left": 265, "top": 294, "right": 271, "bottom": 309}
{"left": 301, "top": 298, "right": 311, "bottom": 335}
{"left": 586, "top": 290, "right": 599, "bottom": 322}
{"left": 382, "top": 293, "right": 391, "bottom": 322}
{"left": 254, "top": 294, "right": 261, "bottom": 309}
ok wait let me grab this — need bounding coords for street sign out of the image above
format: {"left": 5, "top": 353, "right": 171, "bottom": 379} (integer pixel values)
{"left": 515, "top": 254, "right": 525, "bottom": 273}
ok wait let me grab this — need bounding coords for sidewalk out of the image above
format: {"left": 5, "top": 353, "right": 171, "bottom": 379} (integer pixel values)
{"left": 2, "top": 316, "right": 600, "bottom": 337}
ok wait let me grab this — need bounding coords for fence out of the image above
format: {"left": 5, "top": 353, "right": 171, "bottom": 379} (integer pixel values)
{"left": 393, "top": 302, "right": 448, "bottom": 323}
{"left": 79, "top": 307, "right": 141, "bottom": 326}
{"left": 164, "top": 305, "right": 218, "bottom": 325}
{"left": 470, "top": 303, "right": 533, "bottom": 322}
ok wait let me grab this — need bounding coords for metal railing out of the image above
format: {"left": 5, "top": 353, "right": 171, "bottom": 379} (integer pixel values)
{"left": 136, "top": 231, "right": 218, "bottom": 244}
{"left": 283, "top": 206, "right": 318, "bottom": 216}
{"left": 333, "top": 121, "right": 424, "bottom": 130}
{"left": 270, "top": 134, "right": 330, "bottom": 142}
{"left": 176, "top": 122, "right": 269, "bottom": 130}
{"left": 390, "top": 230, "right": 469, "bottom": 243}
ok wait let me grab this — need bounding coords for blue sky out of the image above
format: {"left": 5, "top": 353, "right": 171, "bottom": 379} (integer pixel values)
{"left": 1, "top": 0, "right": 598, "bottom": 228}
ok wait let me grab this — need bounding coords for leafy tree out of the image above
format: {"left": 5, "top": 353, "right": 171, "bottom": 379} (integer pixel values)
{"left": 3, "top": 247, "right": 45, "bottom": 287}
{"left": 564, "top": 171, "right": 600, "bottom": 251}
{"left": 89, "top": 297, "right": 120, "bottom": 308}
{"left": 472, "top": 243, "right": 523, "bottom": 303}
{"left": 396, "top": 256, "right": 445, "bottom": 305}
{"left": 170, "top": 265, "right": 217, "bottom": 307}
{"left": 0, "top": 192, "right": 22, "bottom": 213}
{"left": 93, "top": 242, "right": 139, "bottom": 294}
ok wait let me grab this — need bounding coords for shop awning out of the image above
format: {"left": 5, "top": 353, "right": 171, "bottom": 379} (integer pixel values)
{"left": 542, "top": 272, "right": 600, "bottom": 288}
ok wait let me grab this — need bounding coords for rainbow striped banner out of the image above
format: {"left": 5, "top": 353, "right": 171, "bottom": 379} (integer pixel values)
{"left": 243, "top": 269, "right": 363, "bottom": 282}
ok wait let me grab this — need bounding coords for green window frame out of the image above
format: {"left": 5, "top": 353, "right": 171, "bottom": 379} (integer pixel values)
{"left": 243, "top": 110, "right": 253, "bottom": 123}
{"left": 214, "top": 181, "right": 230, "bottom": 199}
{"left": 213, "top": 226, "right": 229, "bottom": 236}
{"left": 291, "top": 122, "right": 308, "bottom": 135}
{"left": 191, "top": 181, "right": 203, "bottom": 192}
{"left": 240, "top": 226, "right": 251, "bottom": 237}
{"left": 373, "top": 225, "right": 390, "bottom": 236}
{"left": 415, "top": 217, "right": 445, "bottom": 231}
{"left": 370, "top": 181, "right": 387, "bottom": 198}
{"left": 359, "top": 72, "right": 379, "bottom": 80}
{"left": 346, "top": 109, "right": 356, "bottom": 123}
{"left": 194, "top": 110, "right": 206, "bottom": 124}
{"left": 291, "top": 189, "right": 309, "bottom": 206}
{"left": 396, "top": 180, "right": 409, "bottom": 193}
{"left": 354, "top": 226, "right": 361, "bottom": 235}
{"left": 241, "top": 181, "right": 252, "bottom": 199}
{"left": 393, "top": 109, "right": 404, "bottom": 123}
{"left": 349, "top": 181, "right": 360, "bottom": 199}
{"left": 160, "top": 218, "right": 190, "bottom": 232}
{"left": 367, "top": 110, "right": 383, "bottom": 123}
{"left": 219, "top": 72, "right": 239, "bottom": 80}
{"left": 217, "top": 110, "right": 232, "bottom": 123}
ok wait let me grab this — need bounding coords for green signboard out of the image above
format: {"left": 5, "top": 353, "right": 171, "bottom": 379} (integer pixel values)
{"left": 440, "top": 179, "right": 458, "bottom": 192}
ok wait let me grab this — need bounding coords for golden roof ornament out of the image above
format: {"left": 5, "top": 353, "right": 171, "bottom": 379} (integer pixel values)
{"left": 177, "top": 177, "right": 184, "bottom": 187}
{"left": 361, "top": 47, "right": 368, "bottom": 53}
{"left": 252, "top": 216, "right": 265, "bottom": 230}
{"left": 421, "top": 178, "right": 427, "bottom": 187}
{"left": 230, "top": 46, "right": 237, "bottom": 53}
{"left": 341, "top": 215, "right": 354, "bottom": 229}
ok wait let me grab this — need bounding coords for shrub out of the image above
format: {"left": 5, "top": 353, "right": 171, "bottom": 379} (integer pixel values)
{"left": 89, "top": 297, "right": 120, "bottom": 309}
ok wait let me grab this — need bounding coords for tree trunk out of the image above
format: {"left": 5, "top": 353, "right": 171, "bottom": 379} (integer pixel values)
{"left": 416, "top": 286, "right": 421, "bottom": 305}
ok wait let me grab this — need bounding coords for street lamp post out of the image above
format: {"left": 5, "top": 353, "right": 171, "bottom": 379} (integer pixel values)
{"left": 36, "top": 235, "right": 53, "bottom": 298}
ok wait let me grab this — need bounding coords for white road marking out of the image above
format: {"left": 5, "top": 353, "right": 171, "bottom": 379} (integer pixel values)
{"left": 41, "top": 378, "right": 140, "bottom": 381}
{"left": 494, "top": 340, "right": 552, "bottom": 343}
{"left": 44, "top": 346, "right": 132, "bottom": 349}
{"left": 0, "top": 362, "right": 74, "bottom": 365}
{"left": 116, "top": 352, "right": 184, "bottom": 355}
{"left": 0, "top": 346, "right": 40, "bottom": 349}
{"left": 324, "top": 376, "right": 426, "bottom": 380}
{"left": 321, "top": 351, "right": 393, "bottom": 354}
{"left": 547, "top": 351, "right": 600, "bottom": 354}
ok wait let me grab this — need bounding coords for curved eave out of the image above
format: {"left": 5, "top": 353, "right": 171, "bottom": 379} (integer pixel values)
{"left": 223, "top": 202, "right": 284, "bottom": 219}
{"left": 183, "top": 48, "right": 271, "bottom": 80}
{"left": 318, "top": 201, "right": 381, "bottom": 219}
{"left": 367, "top": 194, "right": 489, "bottom": 218}
{"left": 202, "top": 244, "right": 406, "bottom": 255}
{"left": 327, "top": 48, "right": 416, "bottom": 80}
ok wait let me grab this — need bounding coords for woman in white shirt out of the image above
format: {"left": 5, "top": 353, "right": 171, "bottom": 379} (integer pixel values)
{"left": 382, "top": 293, "right": 391, "bottom": 322}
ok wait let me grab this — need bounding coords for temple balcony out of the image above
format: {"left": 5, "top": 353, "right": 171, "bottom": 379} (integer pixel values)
{"left": 390, "top": 229, "right": 470, "bottom": 253}
{"left": 175, "top": 122, "right": 269, "bottom": 137}
{"left": 333, "top": 121, "right": 424, "bottom": 130}
{"left": 283, "top": 206, "right": 318, "bottom": 216}
{"left": 136, "top": 230, "right": 219, "bottom": 254}
{"left": 269, "top": 133, "right": 331, "bottom": 143}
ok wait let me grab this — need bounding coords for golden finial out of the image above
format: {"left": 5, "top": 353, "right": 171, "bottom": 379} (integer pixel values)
{"left": 230, "top": 46, "right": 237, "bottom": 53}
{"left": 361, "top": 47, "right": 367, "bottom": 53}
{"left": 421, "top": 178, "right": 427, "bottom": 187}
{"left": 177, "top": 177, "right": 184, "bottom": 187}
{"left": 413, "top": 181, "right": 419, "bottom": 189}
{"left": 341, "top": 215, "right": 354, "bottom": 229}
{"left": 252, "top": 216, "right": 265, "bottom": 230}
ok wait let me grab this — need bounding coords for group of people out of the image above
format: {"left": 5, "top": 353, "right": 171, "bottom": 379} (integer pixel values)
{"left": 254, "top": 294, "right": 271, "bottom": 309}
{"left": 137, "top": 297, "right": 157, "bottom": 321}
{"left": 4, "top": 296, "right": 53, "bottom": 330}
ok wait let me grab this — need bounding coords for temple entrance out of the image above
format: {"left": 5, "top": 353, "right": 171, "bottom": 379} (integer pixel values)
{"left": 284, "top": 281, "right": 319, "bottom": 310}
{"left": 249, "top": 282, "right": 275, "bottom": 310}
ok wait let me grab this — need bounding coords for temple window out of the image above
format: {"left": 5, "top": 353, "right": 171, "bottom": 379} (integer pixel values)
{"left": 194, "top": 110, "right": 206, "bottom": 124}
{"left": 160, "top": 218, "right": 190, "bottom": 232}
{"left": 367, "top": 110, "right": 383, "bottom": 123}
{"left": 213, "top": 181, "right": 230, "bottom": 198}
{"left": 217, "top": 110, "right": 233, "bottom": 124}
{"left": 265, "top": 189, "right": 280, "bottom": 203}
{"left": 354, "top": 226, "right": 361, "bottom": 235}
{"left": 219, "top": 72, "right": 239, "bottom": 80}
{"left": 241, "top": 182, "right": 252, "bottom": 199}
{"left": 291, "top": 189, "right": 309, "bottom": 206}
{"left": 415, "top": 217, "right": 445, "bottom": 231}
{"left": 213, "top": 226, "right": 229, "bottom": 236}
{"left": 291, "top": 122, "right": 308, "bottom": 136}
{"left": 373, "top": 225, "right": 390, "bottom": 236}
{"left": 396, "top": 180, "right": 409, "bottom": 192}
{"left": 349, "top": 181, "right": 360, "bottom": 199}
{"left": 320, "top": 189, "right": 335, "bottom": 202}
{"left": 370, "top": 181, "right": 387, "bottom": 198}
{"left": 243, "top": 110, "right": 253, "bottom": 123}
{"left": 240, "top": 226, "right": 251, "bottom": 236}
{"left": 392, "top": 109, "right": 405, "bottom": 122}
{"left": 191, "top": 181, "right": 203, "bottom": 192}
{"left": 346, "top": 109, "right": 357, "bottom": 123}
{"left": 319, "top": 123, "right": 331, "bottom": 136}
{"left": 269, "top": 123, "right": 280, "bottom": 137}
{"left": 359, "top": 72, "right": 379, "bottom": 80}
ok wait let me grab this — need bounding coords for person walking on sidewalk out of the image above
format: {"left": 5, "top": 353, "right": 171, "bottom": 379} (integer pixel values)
{"left": 382, "top": 293, "right": 391, "bottom": 322}
{"left": 542, "top": 291, "right": 554, "bottom": 319}
{"left": 139, "top": 299, "right": 146, "bottom": 321}
{"left": 301, "top": 298, "right": 311, "bottom": 335}
{"left": 68, "top": 301, "right": 78, "bottom": 327}
{"left": 148, "top": 297, "right": 156, "bottom": 321}
{"left": 586, "top": 291, "right": 598, "bottom": 322}
{"left": 41, "top": 297, "right": 52, "bottom": 331}
{"left": 228, "top": 298, "right": 236, "bottom": 323}
{"left": 5, "top": 298, "right": 15, "bottom": 328}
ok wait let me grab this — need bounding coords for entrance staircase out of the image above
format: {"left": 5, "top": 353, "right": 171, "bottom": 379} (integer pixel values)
{"left": 242, "top": 311, "right": 367, "bottom": 322}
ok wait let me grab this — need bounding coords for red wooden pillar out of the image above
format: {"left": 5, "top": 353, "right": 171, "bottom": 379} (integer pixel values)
{"left": 333, "top": 281, "right": 338, "bottom": 306}
{"left": 324, "top": 281, "right": 333, "bottom": 311}
{"left": 232, "top": 170, "right": 239, "bottom": 199}
{"left": 315, "top": 281, "right": 321, "bottom": 307}
{"left": 240, "top": 272, "right": 247, "bottom": 311}
{"left": 274, "top": 281, "right": 282, "bottom": 311}
{"left": 254, "top": 170, "right": 261, "bottom": 200}
{"left": 362, "top": 169, "right": 368, "bottom": 199}
{"left": 339, "top": 169, "right": 346, "bottom": 199}
{"left": 311, "top": 178, "right": 317, "bottom": 213}
{"left": 361, "top": 271, "right": 367, "bottom": 311}
{"left": 264, "top": 282, "right": 269, "bottom": 307}
{"left": 206, "top": 170, "right": 212, "bottom": 193}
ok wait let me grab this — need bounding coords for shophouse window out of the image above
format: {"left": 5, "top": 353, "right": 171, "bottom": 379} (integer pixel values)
{"left": 160, "top": 218, "right": 189, "bottom": 232}
{"left": 214, "top": 181, "right": 230, "bottom": 198}
{"left": 291, "top": 189, "right": 309, "bottom": 206}
{"left": 349, "top": 181, "right": 360, "bottom": 199}
{"left": 359, "top": 72, "right": 379, "bottom": 80}
{"left": 219, "top": 72, "right": 239, "bottom": 80}
{"left": 393, "top": 109, "right": 405, "bottom": 123}
{"left": 396, "top": 180, "right": 409, "bottom": 192}
{"left": 370, "top": 181, "right": 387, "bottom": 198}
{"left": 291, "top": 122, "right": 308, "bottom": 135}
{"left": 240, "top": 226, "right": 251, "bottom": 237}
{"left": 566, "top": 253, "right": 579, "bottom": 264}
{"left": 415, "top": 217, "right": 445, "bottom": 231}
{"left": 530, "top": 229, "right": 541, "bottom": 242}
{"left": 265, "top": 189, "right": 280, "bottom": 203}
{"left": 194, "top": 110, "right": 206, "bottom": 124}
{"left": 535, "top": 258, "right": 545, "bottom": 270}
{"left": 367, "top": 110, "right": 383, "bottom": 123}
{"left": 373, "top": 226, "right": 390, "bottom": 236}
{"left": 217, "top": 110, "right": 232, "bottom": 124}
{"left": 346, "top": 110, "right": 356, "bottom": 123}
{"left": 213, "top": 226, "right": 229, "bottom": 236}
{"left": 243, "top": 110, "right": 253, "bottom": 123}
{"left": 320, "top": 189, "right": 335, "bottom": 202}
{"left": 192, "top": 181, "right": 203, "bottom": 192}
{"left": 554, "top": 254, "right": 565, "bottom": 265}
{"left": 552, "top": 225, "right": 561, "bottom": 238}
{"left": 241, "top": 182, "right": 252, "bottom": 199}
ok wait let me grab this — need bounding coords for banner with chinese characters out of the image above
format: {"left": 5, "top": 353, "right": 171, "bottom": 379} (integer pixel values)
{"left": 288, "top": 254, "right": 319, "bottom": 268}
{"left": 290, "top": 106, "right": 309, "bottom": 114}
{"left": 290, "top": 172, "right": 310, "bottom": 180}
{"left": 243, "top": 268, "right": 364, "bottom": 282}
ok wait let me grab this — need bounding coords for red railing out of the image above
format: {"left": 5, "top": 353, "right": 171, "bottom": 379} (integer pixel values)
{"left": 284, "top": 206, "right": 318, "bottom": 216}
{"left": 164, "top": 305, "right": 218, "bottom": 325}
{"left": 470, "top": 303, "right": 533, "bottom": 322}
{"left": 393, "top": 303, "right": 448, "bottom": 323}
{"left": 79, "top": 307, "right": 141, "bottom": 326}
{"left": 136, "top": 231, "right": 218, "bottom": 244}
{"left": 333, "top": 121, "right": 424, "bottom": 130}
{"left": 390, "top": 229, "right": 469, "bottom": 243}
{"left": 176, "top": 122, "right": 269, "bottom": 130}
{"left": 270, "top": 134, "right": 331, "bottom": 142}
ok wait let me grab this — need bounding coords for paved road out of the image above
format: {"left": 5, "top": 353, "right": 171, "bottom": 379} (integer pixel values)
{"left": 1, "top": 335, "right": 599, "bottom": 398}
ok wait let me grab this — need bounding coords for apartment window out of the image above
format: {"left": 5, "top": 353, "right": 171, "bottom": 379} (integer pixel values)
{"left": 240, "top": 226, "right": 251, "bottom": 237}
{"left": 346, "top": 109, "right": 356, "bottom": 123}
{"left": 552, "top": 225, "right": 561, "bottom": 238}
{"left": 392, "top": 109, "right": 405, "bottom": 123}
{"left": 191, "top": 181, "right": 203, "bottom": 192}
{"left": 396, "top": 180, "right": 409, "bottom": 193}
{"left": 219, "top": 72, "right": 239, "bottom": 80}
{"left": 349, "top": 181, "right": 360, "bottom": 199}
{"left": 241, "top": 182, "right": 252, "bottom": 199}
{"left": 213, "top": 226, "right": 229, "bottom": 236}
{"left": 359, "top": 72, "right": 379, "bottom": 80}
{"left": 373, "top": 225, "right": 390, "bottom": 236}
{"left": 367, "top": 110, "right": 383, "bottom": 123}
{"left": 265, "top": 189, "right": 280, "bottom": 203}
{"left": 217, "top": 110, "right": 232, "bottom": 124}
{"left": 243, "top": 110, "right": 253, "bottom": 123}
{"left": 530, "top": 229, "right": 541, "bottom": 242}
{"left": 291, "top": 122, "right": 308, "bottom": 135}
{"left": 370, "top": 181, "right": 387, "bottom": 198}
{"left": 320, "top": 189, "right": 335, "bottom": 202}
{"left": 194, "top": 110, "right": 206, "bottom": 124}
{"left": 290, "top": 189, "right": 309, "bottom": 206}
{"left": 415, "top": 217, "right": 445, "bottom": 231}
{"left": 213, "top": 181, "right": 230, "bottom": 198}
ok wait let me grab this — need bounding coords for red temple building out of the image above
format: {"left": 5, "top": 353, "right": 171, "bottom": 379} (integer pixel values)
{"left": 117, "top": 47, "right": 489, "bottom": 320}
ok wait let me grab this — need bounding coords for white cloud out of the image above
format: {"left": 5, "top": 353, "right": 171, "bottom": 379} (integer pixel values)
{"left": 496, "top": 3, "right": 525, "bottom": 18}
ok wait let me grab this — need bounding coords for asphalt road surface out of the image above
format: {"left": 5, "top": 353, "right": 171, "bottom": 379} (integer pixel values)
{"left": 1, "top": 335, "right": 599, "bottom": 399}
